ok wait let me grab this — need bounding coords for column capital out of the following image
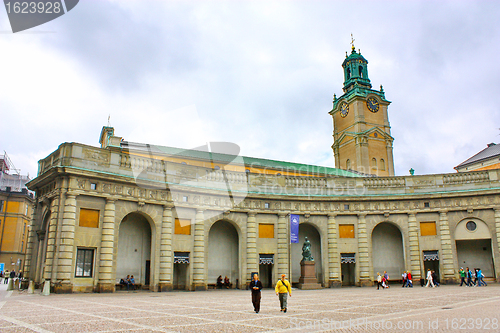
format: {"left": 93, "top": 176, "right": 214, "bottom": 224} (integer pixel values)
{"left": 278, "top": 212, "right": 288, "bottom": 218}
{"left": 357, "top": 213, "right": 367, "bottom": 219}
{"left": 408, "top": 212, "right": 417, "bottom": 218}
{"left": 327, "top": 213, "right": 337, "bottom": 218}
{"left": 247, "top": 211, "right": 257, "bottom": 218}
{"left": 439, "top": 210, "right": 449, "bottom": 216}
{"left": 163, "top": 203, "right": 174, "bottom": 210}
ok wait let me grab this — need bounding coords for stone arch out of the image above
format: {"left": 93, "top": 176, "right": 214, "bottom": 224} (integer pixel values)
{"left": 291, "top": 222, "right": 322, "bottom": 285}
{"left": 371, "top": 222, "right": 405, "bottom": 280}
{"left": 116, "top": 211, "right": 155, "bottom": 288}
{"left": 207, "top": 219, "right": 240, "bottom": 288}
{"left": 454, "top": 218, "right": 494, "bottom": 277}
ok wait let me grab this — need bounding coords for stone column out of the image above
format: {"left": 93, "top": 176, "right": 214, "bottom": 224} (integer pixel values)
{"left": 246, "top": 212, "right": 258, "bottom": 287}
{"left": 357, "top": 214, "right": 371, "bottom": 286}
{"left": 327, "top": 214, "right": 341, "bottom": 287}
{"left": 407, "top": 212, "right": 422, "bottom": 280}
{"left": 192, "top": 209, "right": 206, "bottom": 291}
{"left": 23, "top": 224, "right": 35, "bottom": 280}
{"left": 494, "top": 209, "right": 500, "bottom": 282}
{"left": 34, "top": 231, "right": 45, "bottom": 284}
{"left": 42, "top": 198, "right": 59, "bottom": 294}
{"left": 97, "top": 199, "right": 116, "bottom": 292}
{"left": 55, "top": 194, "right": 77, "bottom": 293}
{"left": 159, "top": 204, "right": 173, "bottom": 291}
{"left": 438, "top": 211, "right": 456, "bottom": 284}
{"left": 277, "top": 213, "right": 289, "bottom": 277}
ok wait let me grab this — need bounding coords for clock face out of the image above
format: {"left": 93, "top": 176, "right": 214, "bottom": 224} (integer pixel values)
{"left": 367, "top": 97, "right": 379, "bottom": 113}
{"left": 340, "top": 102, "right": 349, "bottom": 118}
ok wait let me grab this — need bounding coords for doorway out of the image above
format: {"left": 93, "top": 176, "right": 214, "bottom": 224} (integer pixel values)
{"left": 341, "top": 253, "right": 355, "bottom": 286}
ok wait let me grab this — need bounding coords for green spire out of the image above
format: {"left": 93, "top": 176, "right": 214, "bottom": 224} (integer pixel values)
{"left": 342, "top": 36, "right": 372, "bottom": 93}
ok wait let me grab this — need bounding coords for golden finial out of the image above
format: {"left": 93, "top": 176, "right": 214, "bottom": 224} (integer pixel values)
{"left": 350, "top": 33, "right": 355, "bottom": 51}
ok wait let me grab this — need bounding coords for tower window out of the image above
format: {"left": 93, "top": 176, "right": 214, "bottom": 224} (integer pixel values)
{"left": 346, "top": 159, "right": 351, "bottom": 170}
{"left": 346, "top": 68, "right": 351, "bottom": 80}
{"left": 380, "top": 159, "right": 386, "bottom": 171}
{"left": 359, "top": 66, "right": 363, "bottom": 78}
{"left": 371, "top": 158, "right": 377, "bottom": 168}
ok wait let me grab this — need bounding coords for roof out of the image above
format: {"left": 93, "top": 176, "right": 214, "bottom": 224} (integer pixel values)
{"left": 121, "top": 141, "right": 362, "bottom": 178}
{"left": 455, "top": 143, "right": 500, "bottom": 169}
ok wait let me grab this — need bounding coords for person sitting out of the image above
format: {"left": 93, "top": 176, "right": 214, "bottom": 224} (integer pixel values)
{"left": 120, "top": 275, "right": 129, "bottom": 289}
{"left": 128, "top": 275, "right": 135, "bottom": 290}
{"left": 224, "top": 276, "right": 230, "bottom": 289}
{"left": 216, "top": 275, "right": 223, "bottom": 289}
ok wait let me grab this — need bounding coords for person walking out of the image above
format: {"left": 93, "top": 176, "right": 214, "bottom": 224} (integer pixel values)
{"left": 466, "top": 267, "right": 474, "bottom": 287}
{"left": 425, "top": 269, "right": 435, "bottom": 288}
{"left": 407, "top": 271, "right": 413, "bottom": 288}
{"left": 477, "top": 268, "right": 487, "bottom": 287}
{"left": 459, "top": 268, "right": 466, "bottom": 286}
{"left": 275, "top": 274, "right": 292, "bottom": 313}
{"left": 431, "top": 271, "right": 439, "bottom": 287}
{"left": 250, "top": 273, "right": 263, "bottom": 313}
{"left": 402, "top": 271, "right": 407, "bottom": 288}
{"left": 473, "top": 269, "right": 479, "bottom": 286}
{"left": 376, "top": 272, "right": 382, "bottom": 290}
{"left": 3, "top": 270, "right": 8, "bottom": 284}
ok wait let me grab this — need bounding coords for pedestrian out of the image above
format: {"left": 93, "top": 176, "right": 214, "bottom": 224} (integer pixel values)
{"left": 466, "top": 267, "right": 473, "bottom": 287}
{"left": 473, "top": 269, "right": 479, "bottom": 286}
{"left": 376, "top": 272, "right": 382, "bottom": 290}
{"left": 406, "top": 271, "right": 413, "bottom": 287}
{"left": 17, "top": 271, "right": 23, "bottom": 289}
{"left": 402, "top": 271, "right": 407, "bottom": 288}
{"left": 250, "top": 273, "right": 263, "bottom": 313}
{"left": 3, "top": 270, "right": 8, "bottom": 284}
{"left": 431, "top": 271, "right": 439, "bottom": 287}
{"left": 275, "top": 274, "right": 292, "bottom": 313}
{"left": 477, "top": 268, "right": 487, "bottom": 287}
{"left": 425, "top": 269, "right": 435, "bottom": 288}
{"left": 459, "top": 268, "right": 466, "bottom": 286}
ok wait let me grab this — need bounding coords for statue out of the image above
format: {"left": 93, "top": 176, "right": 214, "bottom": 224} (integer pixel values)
{"left": 301, "top": 237, "right": 314, "bottom": 262}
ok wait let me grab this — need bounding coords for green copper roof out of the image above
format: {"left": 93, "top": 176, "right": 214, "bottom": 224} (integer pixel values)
{"left": 122, "top": 141, "right": 362, "bottom": 178}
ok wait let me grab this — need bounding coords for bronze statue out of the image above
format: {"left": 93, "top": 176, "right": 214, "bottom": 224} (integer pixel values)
{"left": 301, "top": 237, "right": 314, "bottom": 262}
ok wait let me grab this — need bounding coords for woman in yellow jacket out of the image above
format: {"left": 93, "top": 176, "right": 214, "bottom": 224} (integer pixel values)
{"left": 275, "top": 274, "right": 292, "bottom": 312}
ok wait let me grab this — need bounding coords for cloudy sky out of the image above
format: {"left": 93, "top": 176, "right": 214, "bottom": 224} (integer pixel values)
{"left": 1, "top": 0, "right": 499, "bottom": 178}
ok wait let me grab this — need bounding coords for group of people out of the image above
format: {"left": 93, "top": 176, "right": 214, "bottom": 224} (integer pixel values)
{"left": 425, "top": 269, "right": 440, "bottom": 287}
{"left": 459, "top": 267, "right": 487, "bottom": 287}
{"left": 376, "top": 271, "right": 392, "bottom": 289}
{"left": 216, "top": 275, "right": 231, "bottom": 289}
{"left": 119, "top": 275, "right": 136, "bottom": 290}
{"left": 1, "top": 270, "right": 23, "bottom": 288}
{"left": 249, "top": 273, "right": 292, "bottom": 313}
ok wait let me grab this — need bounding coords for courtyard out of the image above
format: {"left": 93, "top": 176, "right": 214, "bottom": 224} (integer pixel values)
{"left": 0, "top": 283, "right": 499, "bottom": 332}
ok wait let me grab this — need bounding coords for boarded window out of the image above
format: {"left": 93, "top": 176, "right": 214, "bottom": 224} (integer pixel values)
{"left": 339, "top": 224, "right": 355, "bottom": 238}
{"left": 420, "top": 222, "right": 437, "bottom": 236}
{"left": 175, "top": 218, "right": 191, "bottom": 235}
{"left": 79, "top": 208, "right": 99, "bottom": 228}
{"left": 259, "top": 224, "right": 274, "bottom": 238}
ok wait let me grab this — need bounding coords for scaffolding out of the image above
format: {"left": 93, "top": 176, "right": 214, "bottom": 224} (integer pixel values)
{"left": 0, "top": 152, "right": 31, "bottom": 192}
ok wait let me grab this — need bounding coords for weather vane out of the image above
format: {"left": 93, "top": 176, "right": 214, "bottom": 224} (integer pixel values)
{"left": 350, "top": 33, "right": 355, "bottom": 51}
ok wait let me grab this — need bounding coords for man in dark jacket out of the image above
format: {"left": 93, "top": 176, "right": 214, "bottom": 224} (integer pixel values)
{"left": 249, "top": 273, "right": 263, "bottom": 313}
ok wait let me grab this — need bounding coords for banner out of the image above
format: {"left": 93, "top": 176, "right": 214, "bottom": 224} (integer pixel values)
{"left": 290, "top": 214, "right": 299, "bottom": 243}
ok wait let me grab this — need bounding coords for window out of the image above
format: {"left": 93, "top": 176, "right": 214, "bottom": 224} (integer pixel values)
{"left": 424, "top": 202, "right": 430, "bottom": 208}
{"left": 182, "top": 196, "right": 188, "bottom": 202}
{"left": 181, "top": 161, "right": 187, "bottom": 165}
{"left": 379, "top": 159, "right": 386, "bottom": 171}
{"left": 90, "top": 183, "right": 97, "bottom": 190}
{"left": 420, "top": 222, "right": 437, "bottom": 236}
{"left": 0, "top": 200, "right": 3, "bottom": 212}
{"left": 214, "top": 165, "right": 220, "bottom": 170}
{"left": 371, "top": 158, "right": 377, "bottom": 168}
{"left": 344, "top": 204, "right": 350, "bottom": 210}
{"left": 79, "top": 208, "right": 99, "bottom": 228}
{"left": 359, "top": 66, "right": 363, "bottom": 78}
{"left": 466, "top": 221, "right": 477, "bottom": 231}
{"left": 264, "top": 202, "right": 270, "bottom": 209}
{"left": 346, "top": 159, "right": 351, "bottom": 170}
{"left": 175, "top": 218, "right": 191, "bottom": 235}
{"left": 346, "top": 68, "right": 351, "bottom": 79}
{"left": 259, "top": 224, "right": 274, "bottom": 238}
{"left": 339, "top": 224, "right": 355, "bottom": 238}
{"left": 75, "top": 248, "right": 94, "bottom": 277}
{"left": 245, "top": 169, "right": 250, "bottom": 173}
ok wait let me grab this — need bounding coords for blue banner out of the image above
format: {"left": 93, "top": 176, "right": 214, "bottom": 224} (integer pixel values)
{"left": 290, "top": 214, "right": 299, "bottom": 243}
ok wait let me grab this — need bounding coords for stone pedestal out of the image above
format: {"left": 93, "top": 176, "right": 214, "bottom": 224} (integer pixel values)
{"left": 298, "top": 261, "right": 322, "bottom": 289}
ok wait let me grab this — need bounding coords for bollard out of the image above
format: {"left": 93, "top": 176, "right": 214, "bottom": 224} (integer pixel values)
{"left": 28, "top": 280, "right": 35, "bottom": 294}
{"left": 6, "top": 278, "right": 14, "bottom": 291}
{"left": 41, "top": 280, "right": 50, "bottom": 296}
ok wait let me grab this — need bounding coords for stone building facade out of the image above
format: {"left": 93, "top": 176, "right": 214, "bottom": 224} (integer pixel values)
{"left": 24, "top": 132, "right": 500, "bottom": 293}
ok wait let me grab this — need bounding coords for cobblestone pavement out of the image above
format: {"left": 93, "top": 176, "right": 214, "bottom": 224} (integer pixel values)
{"left": 0, "top": 283, "right": 499, "bottom": 332}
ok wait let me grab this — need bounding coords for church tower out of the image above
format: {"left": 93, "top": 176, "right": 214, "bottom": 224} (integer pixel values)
{"left": 329, "top": 40, "right": 395, "bottom": 176}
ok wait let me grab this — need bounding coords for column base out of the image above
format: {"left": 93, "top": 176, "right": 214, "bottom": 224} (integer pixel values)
{"left": 359, "top": 279, "right": 373, "bottom": 287}
{"left": 192, "top": 283, "right": 207, "bottom": 291}
{"left": 328, "top": 280, "right": 341, "bottom": 288}
{"left": 54, "top": 283, "right": 73, "bottom": 294}
{"left": 41, "top": 280, "right": 51, "bottom": 296}
{"left": 97, "top": 283, "right": 115, "bottom": 293}
{"left": 159, "top": 283, "right": 173, "bottom": 292}
{"left": 28, "top": 280, "right": 35, "bottom": 294}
